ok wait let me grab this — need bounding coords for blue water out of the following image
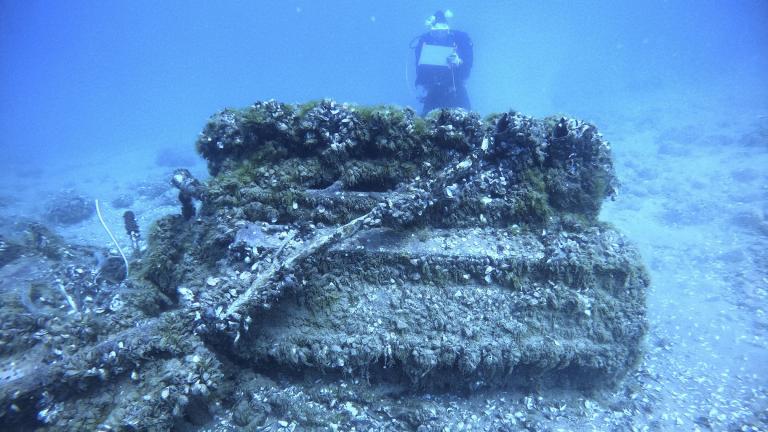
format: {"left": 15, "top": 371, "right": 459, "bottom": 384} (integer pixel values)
{"left": 1, "top": 1, "right": 767, "bottom": 430}
{"left": 2, "top": 1, "right": 766, "bottom": 167}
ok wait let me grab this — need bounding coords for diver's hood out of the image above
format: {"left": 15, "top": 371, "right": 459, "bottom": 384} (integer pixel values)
{"left": 425, "top": 9, "right": 453, "bottom": 31}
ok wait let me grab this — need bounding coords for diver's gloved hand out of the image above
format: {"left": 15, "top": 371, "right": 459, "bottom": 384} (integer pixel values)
{"left": 447, "top": 52, "right": 463, "bottom": 67}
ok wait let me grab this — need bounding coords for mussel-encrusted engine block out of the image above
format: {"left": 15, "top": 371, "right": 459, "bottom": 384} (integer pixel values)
{"left": 185, "top": 100, "right": 646, "bottom": 389}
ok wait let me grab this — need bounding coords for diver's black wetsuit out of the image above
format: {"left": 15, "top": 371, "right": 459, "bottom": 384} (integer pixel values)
{"left": 414, "top": 30, "right": 473, "bottom": 115}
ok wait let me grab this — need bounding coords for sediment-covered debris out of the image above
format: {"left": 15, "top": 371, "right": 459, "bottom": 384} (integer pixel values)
{"left": 0, "top": 100, "right": 647, "bottom": 431}
{"left": 44, "top": 191, "right": 95, "bottom": 226}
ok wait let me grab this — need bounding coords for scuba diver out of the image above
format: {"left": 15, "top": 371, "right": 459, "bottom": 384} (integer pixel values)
{"left": 412, "top": 10, "right": 473, "bottom": 116}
